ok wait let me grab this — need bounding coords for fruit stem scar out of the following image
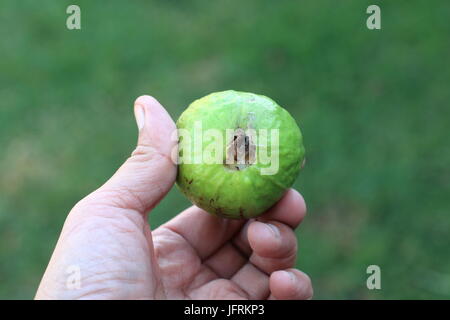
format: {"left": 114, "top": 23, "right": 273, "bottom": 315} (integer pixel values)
{"left": 224, "top": 127, "right": 256, "bottom": 171}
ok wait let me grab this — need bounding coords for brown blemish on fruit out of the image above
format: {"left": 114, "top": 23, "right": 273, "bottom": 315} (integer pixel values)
{"left": 215, "top": 208, "right": 233, "bottom": 219}
{"left": 188, "top": 179, "right": 193, "bottom": 184}
{"left": 239, "top": 207, "right": 245, "bottom": 219}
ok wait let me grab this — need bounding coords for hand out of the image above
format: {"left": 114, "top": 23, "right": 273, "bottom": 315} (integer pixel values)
{"left": 35, "top": 96, "right": 313, "bottom": 300}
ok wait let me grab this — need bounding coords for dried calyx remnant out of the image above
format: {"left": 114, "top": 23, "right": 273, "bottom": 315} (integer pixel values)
{"left": 224, "top": 128, "right": 256, "bottom": 171}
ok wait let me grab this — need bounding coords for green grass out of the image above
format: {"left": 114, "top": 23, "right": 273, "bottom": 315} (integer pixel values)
{"left": 0, "top": 0, "right": 449, "bottom": 299}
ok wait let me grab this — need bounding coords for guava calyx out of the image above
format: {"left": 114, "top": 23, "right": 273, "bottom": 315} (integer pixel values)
{"left": 224, "top": 128, "right": 256, "bottom": 171}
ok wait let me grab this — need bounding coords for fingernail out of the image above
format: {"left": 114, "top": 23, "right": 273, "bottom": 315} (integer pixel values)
{"left": 266, "top": 223, "right": 280, "bottom": 238}
{"left": 134, "top": 104, "right": 145, "bottom": 131}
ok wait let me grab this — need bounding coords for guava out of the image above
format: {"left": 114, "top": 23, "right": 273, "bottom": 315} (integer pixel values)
{"left": 176, "top": 90, "right": 305, "bottom": 219}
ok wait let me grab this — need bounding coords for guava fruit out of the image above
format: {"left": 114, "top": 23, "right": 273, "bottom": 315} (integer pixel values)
{"left": 175, "top": 90, "right": 305, "bottom": 219}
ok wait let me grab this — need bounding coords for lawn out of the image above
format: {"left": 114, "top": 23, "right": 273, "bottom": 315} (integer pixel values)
{"left": 0, "top": 0, "right": 449, "bottom": 299}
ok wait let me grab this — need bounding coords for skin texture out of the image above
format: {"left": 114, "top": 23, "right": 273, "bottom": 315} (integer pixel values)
{"left": 177, "top": 90, "right": 305, "bottom": 218}
{"left": 35, "top": 95, "right": 313, "bottom": 300}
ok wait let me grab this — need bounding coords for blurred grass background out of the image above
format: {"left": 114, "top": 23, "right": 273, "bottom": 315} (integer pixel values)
{"left": 1, "top": 0, "right": 449, "bottom": 299}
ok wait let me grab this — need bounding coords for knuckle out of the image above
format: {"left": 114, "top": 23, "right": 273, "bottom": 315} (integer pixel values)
{"left": 130, "top": 145, "right": 174, "bottom": 168}
{"left": 81, "top": 187, "right": 147, "bottom": 214}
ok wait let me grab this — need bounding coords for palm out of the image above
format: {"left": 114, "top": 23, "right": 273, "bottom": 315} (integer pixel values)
{"left": 152, "top": 189, "right": 309, "bottom": 300}
{"left": 123, "top": 188, "right": 309, "bottom": 299}
{"left": 153, "top": 212, "right": 257, "bottom": 300}
{"left": 151, "top": 194, "right": 306, "bottom": 300}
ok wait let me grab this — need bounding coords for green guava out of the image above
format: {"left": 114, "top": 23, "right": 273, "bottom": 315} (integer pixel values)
{"left": 176, "top": 90, "right": 305, "bottom": 219}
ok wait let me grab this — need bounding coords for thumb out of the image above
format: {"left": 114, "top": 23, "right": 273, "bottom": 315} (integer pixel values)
{"left": 88, "top": 95, "right": 178, "bottom": 214}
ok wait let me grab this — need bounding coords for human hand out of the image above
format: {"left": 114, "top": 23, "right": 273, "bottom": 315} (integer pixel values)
{"left": 35, "top": 96, "right": 313, "bottom": 300}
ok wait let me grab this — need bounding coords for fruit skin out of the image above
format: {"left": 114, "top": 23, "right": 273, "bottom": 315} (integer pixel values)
{"left": 176, "top": 90, "right": 305, "bottom": 219}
